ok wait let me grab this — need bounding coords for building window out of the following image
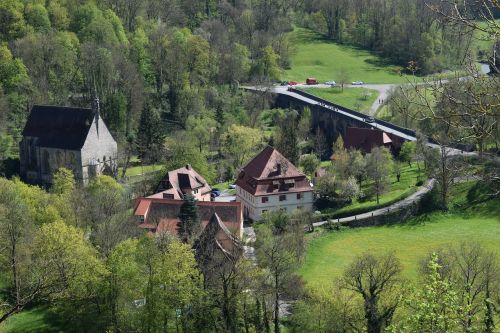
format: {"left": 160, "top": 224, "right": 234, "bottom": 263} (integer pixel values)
{"left": 262, "top": 196, "right": 269, "bottom": 203}
{"left": 193, "top": 189, "right": 198, "bottom": 194}
{"left": 297, "top": 193, "right": 302, "bottom": 200}
{"left": 279, "top": 195, "right": 287, "bottom": 202}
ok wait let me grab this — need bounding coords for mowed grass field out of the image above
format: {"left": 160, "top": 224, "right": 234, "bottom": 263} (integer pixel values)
{"left": 300, "top": 182, "right": 500, "bottom": 292}
{"left": 284, "top": 28, "right": 407, "bottom": 84}
{"left": 297, "top": 87, "right": 378, "bottom": 112}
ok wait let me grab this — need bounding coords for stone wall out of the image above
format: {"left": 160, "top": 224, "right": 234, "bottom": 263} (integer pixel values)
{"left": 81, "top": 113, "right": 118, "bottom": 184}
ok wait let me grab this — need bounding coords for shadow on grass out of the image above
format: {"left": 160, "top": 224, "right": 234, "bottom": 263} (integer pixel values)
{"left": 4, "top": 306, "right": 63, "bottom": 333}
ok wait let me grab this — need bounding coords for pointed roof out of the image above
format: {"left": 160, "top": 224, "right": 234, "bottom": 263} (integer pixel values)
{"left": 235, "top": 146, "right": 313, "bottom": 196}
{"left": 240, "top": 146, "right": 304, "bottom": 180}
{"left": 134, "top": 198, "right": 243, "bottom": 238}
{"left": 195, "top": 212, "right": 242, "bottom": 261}
{"left": 149, "top": 164, "right": 211, "bottom": 200}
{"left": 344, "top": 127, "right": 394, "bottom": 153}
{"left": 22, "top": 105, "right": 96, "bottom": 150}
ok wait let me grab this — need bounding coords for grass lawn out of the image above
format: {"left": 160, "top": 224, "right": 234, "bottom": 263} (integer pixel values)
{"left": 0, "top": 306, "right": 62, "bottom": 333}
{"left": 297, "top": 87, "right": 378, "bottom": 113}
{"left": 285, "top": 28, "right": 409, "bottom": 84}
{"left": 120, "top": 163, "right": 163, "bottom": 177}
{"left": 300, "top": 182, "right": 500, "bottom": 292}
{"left": 326, "top": 164, "right": 423, "bottom": 217}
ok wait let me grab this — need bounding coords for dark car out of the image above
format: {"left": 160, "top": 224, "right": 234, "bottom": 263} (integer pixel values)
{"left": 211, "top": 188, "right": 222, "bottom": 197}
{"left": 364, "top": 116, "right": 375, "bottom": 123}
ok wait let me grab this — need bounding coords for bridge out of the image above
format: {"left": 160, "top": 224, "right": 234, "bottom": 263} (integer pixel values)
{"left": 243, "top": 85, "right": 473, "bottom": 157}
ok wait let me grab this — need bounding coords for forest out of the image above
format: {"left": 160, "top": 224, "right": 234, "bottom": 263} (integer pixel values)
{"left": 0, "top": 0, "right": 499, "bottom": 332}
{"left": 0, "top": 0, "right": 494, "bottom": 178}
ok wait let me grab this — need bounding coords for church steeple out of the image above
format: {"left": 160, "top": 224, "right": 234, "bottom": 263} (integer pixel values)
{"left": 92, "top": 96, "right": 100, "bottom": 136}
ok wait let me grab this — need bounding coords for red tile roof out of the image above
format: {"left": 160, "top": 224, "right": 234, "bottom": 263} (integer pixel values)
{"left": 344, "top": 127, "right": 393, "bottom": 153}
{"left": 150, "top": 165, "right": 211, "bottom": 200}
{"left": 134, "top": 198, "right": 242, "bottom": 238}
{"left": 235, "top": 146, "right": 313, "bottom": 196}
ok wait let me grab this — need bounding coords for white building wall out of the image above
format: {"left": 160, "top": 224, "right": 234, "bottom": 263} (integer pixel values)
{"left": 236, "top": 187, "right": 314, "bottom": 221}
{"left": 81, "top": 114, "right": 118, "bottom": 184}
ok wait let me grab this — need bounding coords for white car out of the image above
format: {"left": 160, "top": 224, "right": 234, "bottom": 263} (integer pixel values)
{"left": 325, "top": 81, "right": 336, "bottom": 86}
{"left": 352, "top": 81, "right": 364, "bottom": 85}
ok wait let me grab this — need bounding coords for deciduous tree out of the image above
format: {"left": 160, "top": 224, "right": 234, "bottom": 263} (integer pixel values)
{"left": 343, "top": 253, "right": 402, "bottom": 333}
{"left": 366, "top": 146, "right": 393, "bottom": 204}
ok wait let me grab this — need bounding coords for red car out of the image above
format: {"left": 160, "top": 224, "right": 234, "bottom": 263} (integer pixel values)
{"left": 288, "top": 81, "right": 299, "bottom": 85}
{"left": 306, "top": 78, "right": 318, "bottom": 85}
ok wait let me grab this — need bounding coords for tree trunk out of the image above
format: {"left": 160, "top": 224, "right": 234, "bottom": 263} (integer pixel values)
{"left": 0, "top": 304, "right": 22, "bottom": 324}
{"left": 274, "top": 274, "right": 280, "bottom": 333}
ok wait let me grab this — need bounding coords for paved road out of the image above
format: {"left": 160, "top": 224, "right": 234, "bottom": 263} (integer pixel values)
{"left": 214, "top": 189, "right": 236, "bottom": 202}
{"left": 270, "top": 64, "right": 491, "bottom": 116}
{"left": 312, "top": 175, "right": 482, "bottom": 227}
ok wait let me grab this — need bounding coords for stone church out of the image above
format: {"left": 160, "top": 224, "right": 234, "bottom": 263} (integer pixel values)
{"left": 20, "top": 102, "right": 118, "bottom": 187}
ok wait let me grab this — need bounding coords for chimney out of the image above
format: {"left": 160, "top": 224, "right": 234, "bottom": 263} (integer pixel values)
{"left": 186, "top": 164, "right": 191, "bottom": 170}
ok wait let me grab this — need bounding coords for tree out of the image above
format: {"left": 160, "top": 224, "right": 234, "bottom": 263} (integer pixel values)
{"left": 256, "top": 212, "right": 304, "bottom": 333}
{"left": 343, "top": 253, "right": 402, "bottom": 333}
{"left": 314, "top": 171, "right": 337, "bottom": 199}
{"left": 313, "top": 127, "right": 328, "bottom": 160}
{"left": 274, "top": 110, "right": 300, "bottom": 165}
{"left": 51, "top": 167, "right": 75, "bottom": 195}
{"left": 392, "top": 253, "right": 461, "bottom": 333}
{"left": 339, "top": 176, "right": 361, "bottom": 202}
{"left": 348, "top": 148, "right": 367, "bottom": 186}
{"left": 336, "top": 68, "right": 350, "bottom": 92}
{"left": 136, "top": 104, "right": 165, "bottom": 163}
{"left": 186, "top": 114, "right": 217, "bottom": 153}
{"left": 366, "top": 146, "right": 393, "bottom": 204}
{"left": 425, "top": 144, "right": 466, "bottom": 210}
{"left": 0, "top": 218, "right": 107, "bottom": 324}
{"left": 394, "top": 161, "right": 402, "bottom": 183}
{"left": 331, "top": 137, "right": 349, "bottom": 179}
{"left": 253, "top": 45, "right": 281, "bottom": 82}
{"left": 420, "top": 243, "right": 500, "bottom": 333}
{"left": 83, "top": 176, "right": 134, "bottom": 256}
{"left": 399, "top": 141, "right": 416, "bottom": 167}
{"left": 387, "top": 87, "right": 413, "bottom": 128}
{"left": 221, "top": 124, "right": 264, "bottom": 169}
{"left": 15, "top": 31, "right": 79, "bottom": 103}
{"left": 137, "top": 234, "right": 204, "bottom": 332}
{"left": 164, "top": 136, "right": 215, "bottom": 184}
{"left": 106, "top": 238, "right": 142, "bottom": 331}
{"left": 25, "top": 4, "right": 51, "bottom": 32}
{"left": 299, "top": 154, "right": 320, "bottom": 178}
{"left": 178, "top": 194, "right": 200, "bottom": 243}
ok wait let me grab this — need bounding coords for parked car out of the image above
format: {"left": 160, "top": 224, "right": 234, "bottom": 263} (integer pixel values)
{"left": 352, "top": 81, "right": 364, "bottom": 85}
{"left": 306, "top": 78, "right": 318, "bottom": 85}
{"left": 325, "top": 81, "right": 336, "bottom": 86}
{"left": 364, "top": 116, "right": 375, "bottom": 123}
{"left": 288, "top": 81, "right": 299, "bottom": 85}
{"left": 211, "top": 188, "right": 222, "bottom": 197}
{"left": 280, "top": 81, "right": 288, "bottom": 86}
{"left": 229, "top": 184, "right": 237, "bottom": 189}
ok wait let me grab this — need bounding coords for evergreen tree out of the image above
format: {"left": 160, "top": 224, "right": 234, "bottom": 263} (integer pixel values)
{"left": 136, "top": 105, "right": 165, "bottom": 163}
{"left": 274, "top": 110, "right": 299, "bottom": 165}
{"left": 178, "top": 194, "right": 200, "bottom": 243}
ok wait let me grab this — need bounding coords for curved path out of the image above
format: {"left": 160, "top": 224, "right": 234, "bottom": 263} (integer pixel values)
{"left": 312, "top": 178, "right": 435, "bottom": 227}
{"left": 312, "top": 175, "right": 482, "bottom": 228}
